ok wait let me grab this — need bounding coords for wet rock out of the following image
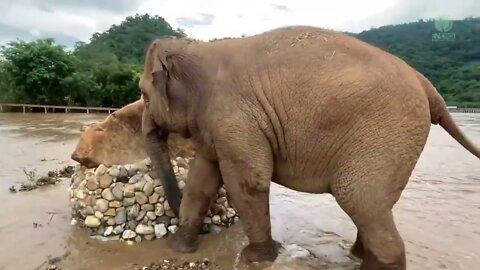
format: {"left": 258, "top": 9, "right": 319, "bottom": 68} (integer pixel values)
{"left": 154, "top": 224, "right": 167, "bottom": 238}
{"left": 112, "top": 183, "right": 124, "bottom": 200}
{"left": 123, "top": 229, "right": 136, "bottom": 239}
{"left": 95, "top": 199, "right": 109, "bottom": 213}
{"left": 123, "top": 197, "right": 135, "bottom": 207}
{"left": 135, "top": 224, "right": 154, "bottom": 235}
{"left": 143, "top": 181, "right": 154, "bottom": 196}
{"left": 135, "top": 192, "right": 148, "bottom": 204}
{"left": 101, "top": 188, "right": 115, "bottom": 201}
{"left": 85, "top": 216, "right": 100, "bottom": 228}
{"left": 86, "top": 176, "right": 99, "bottom": 191}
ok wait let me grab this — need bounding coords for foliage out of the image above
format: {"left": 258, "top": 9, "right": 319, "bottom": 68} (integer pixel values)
{"left": 354, "top": 17, "right": 480, "bottom": 106}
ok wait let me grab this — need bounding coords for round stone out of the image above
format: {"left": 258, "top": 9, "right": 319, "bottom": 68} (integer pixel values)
{"left": 101, "top": 189, "right": 115, "bottom": 201}
{"left": 135, "top": 224, "right": 154, "bottom": 235}
{"left": 135, "top": 192, "right": 148, "bottom": 204}
{"left": 84, "top": 216, "right": 101, "bottom": 228}
{"left": 122, "top": 229, "right": 136, "bottom": 239}
{"left": 95, "top": 199, "right": 109, "bottom": 213}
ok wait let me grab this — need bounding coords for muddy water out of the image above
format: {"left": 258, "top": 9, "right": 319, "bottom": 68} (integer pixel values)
{"left": 0, "top": 113, "right": 479, "bottom": 270}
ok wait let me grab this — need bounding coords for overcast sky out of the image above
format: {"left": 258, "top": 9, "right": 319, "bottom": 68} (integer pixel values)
{"left": 0, "top": 0, "right": 478, "bottom": 48}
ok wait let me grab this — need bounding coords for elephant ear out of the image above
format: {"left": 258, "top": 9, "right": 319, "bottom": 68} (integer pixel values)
{"left": 151, "top": 42, "right": 173, "bottom": 112}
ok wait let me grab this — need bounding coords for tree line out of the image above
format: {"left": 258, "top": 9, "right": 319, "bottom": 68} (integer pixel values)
{"left": 0, "top": 14, "right": 478, "bottom": 108}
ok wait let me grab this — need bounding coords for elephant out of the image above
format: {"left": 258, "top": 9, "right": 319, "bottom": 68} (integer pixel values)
{"left": 138, "top": 26, "right": 480, "bottom": 270}
{"left": 71, "top": 99, "right": 195, "bottom": 169}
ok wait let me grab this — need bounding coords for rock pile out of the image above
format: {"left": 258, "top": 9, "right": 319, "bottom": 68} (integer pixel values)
{"left": 135, "top": 258, "right": 212, "bottom": 270}
{"left": 69, "top": 157, "right": 239, "bottom": 242}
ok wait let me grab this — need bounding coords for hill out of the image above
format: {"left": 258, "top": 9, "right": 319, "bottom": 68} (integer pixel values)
{"left": 354, "top": 17, "right": 480, "bottom": 106}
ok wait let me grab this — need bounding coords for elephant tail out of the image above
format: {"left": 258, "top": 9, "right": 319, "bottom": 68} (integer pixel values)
{"left": 417, "top": 71, "right": 480, "bottom": 159}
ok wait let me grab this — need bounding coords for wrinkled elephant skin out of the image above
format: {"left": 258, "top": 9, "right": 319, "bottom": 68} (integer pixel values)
{"left": 138, "top": 26, "right": 480, "bottom": 270}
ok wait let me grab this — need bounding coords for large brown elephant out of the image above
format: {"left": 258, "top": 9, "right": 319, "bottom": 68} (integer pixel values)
{"left": 138, "top": 26, "right": 480, "bottom": 270}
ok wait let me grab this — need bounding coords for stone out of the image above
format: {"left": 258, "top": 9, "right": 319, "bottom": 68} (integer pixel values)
{"left": 171, "top": 218, "right": 179, "bottom": 225}
{"left": 212, "top": 215, "right": 221, "bottom": 225}
{"left": 123, "top": 197, "right": 135, "bottom": 207}
{"left": 127, "top": 220, "right": 137, "bottom": 230}
{"left": 94, "top": 189, "right": 102, "bottom": 196}
{"left": 94, "top": 164, "right": 107, "bottom": 176}
{"left": 112, "top": 183, "right": 124, "bottom": 200}
{"left": 75, "top": 190, "right": 85, "bottom": 199}
{"left": 115, "top": 207, "right": 127, "bottom": 224}
{"left": 113, "top": 225, "right": 124, "bottom": 234}
{"left": 107, "top": 218, "right": 116, "bottom": 226}
{"left": 84, "top": 195, "right": 96, "bottom": 207}
{"left": 211, "top": 204, "right": 222, "bottom": 215}
{"left": 227, "top": 208, "right": 236, "bottom": 218}
{"left": 221, "top": 214, "right": 227, "bottom": 223}
{"left": 84, "top": 216, "right": 100, "bottom": 228}
{"left": 178, "top": 180, "right": 186, "bottom": 190}
{"left": 163, "top": 200, "right": 170, "bottom": 211}
{"left": 166, "top": 210, "right": 175, "bottom": 217}
{"left": 125, "top": 164, "right": 138, "bottom": 176}
{"left": 104, "top": 208, "right": 116, "bottom": 217}
{"left": 216, "top": 197, "right": 227, "bottom": 204}
{"left": 141, "top": 204, "right": 154, "bottom": 211}
{"left": 218, "top": 188, "right": 227, "bottom": 196}
{"left": 95, "top": 199, "right": 109, "bottom": 213}
{"left": 135, "top": 162, "right": 149, "bottom": 173}
{"left": 154, "top": 186, "right": 165, "bottom": 196}
{"left": 144, "top": 234, "right": 155, "bottom": 241}
{"left": 124, "top": 184, "right": 135, "bottom": 197}
{"left": 108, "top": 167, "right": 120, "bottom": 177}
{"left": 99, "top": 174, "right": 113, "bottom": 189}
{"left": 154, "top": 224, "right": 168, "bottom": 239}
{"left": 119, "top": 167, "right": 128, "bottom": 178}
{"left": 104, "top": 226, "right": 114, "bottom": 236}
{"left": 203, "top": 217, "right": 212, "bottom": 224}
{"left": 134, "top": 179, "right": 147, "bottom": 191}
{"left": 135, "top": 236, "right": 142, "bottom": 243}
{"left": 143, "top": 181, "right": 154, "bottom": 197}
{"left": 158, "top": 196, "right": 165, "bottom": 203}
{"left": 143, "top": 173, "right": 153, "bottom": 183}
{"left": 101, "top": 189, "right": 115, "bottom": 201}
{"left": 146, "top": 211, "right": 156, "bottom": 220}
{"left": 85, "top": 206, "right": 94, "bottom": 215}
{"left": 168, "top": 225, "right": 178, "bottom": 234}
{"left": 155, "top": 216, "right": 170, "bottom": 226}
{"left": 94, "top": 211, "right": 104, "bottom": 219}
{"left": 136, "top": 211, "right": 146, "bottom": 221}
{"left": 86, "top": 176, "right": 100, "bottom": 191}
{"left": 122, "top": 229, "right": 136, "bottom": 239}
{"left": 135, "top": 192, "right": 148, "bottom": 204}
{"left": 234, "top": 217, "right": 240, "bottom": 223}
{"left": 128, "top": 174, "right": 143, "bottom": 184}
{"left": 128, "top": 204, "right": 140, "bottom": 219}
{"left": 144, "top": 158, "right": 151, "bottom": 166}
{"left": 109, "top": 201, "right": 122, "bottom": 208}
{"left": 135, "top": 224, "right": 154, "bottom": 235}
{"left": 149, "top": 193, "right": 160, "bottom": 204}
{"left": 155, "top": 204, "right": 165, "bottom": 216}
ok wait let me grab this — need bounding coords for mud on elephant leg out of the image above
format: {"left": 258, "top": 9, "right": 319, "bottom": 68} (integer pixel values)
{"left": 168, "top": 154, "right": 222, "bottom": 253}
{"left": 218, "top": 157, "right": 279, "bottom": 263}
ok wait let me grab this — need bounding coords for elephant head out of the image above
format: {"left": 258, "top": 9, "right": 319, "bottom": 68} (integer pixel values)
{"left": 139, "top": 37, "right": 200, "bottom": 217}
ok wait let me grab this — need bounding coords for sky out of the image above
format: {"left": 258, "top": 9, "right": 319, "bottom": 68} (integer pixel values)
{"left": 0, "top": 0, "right": 478, "bottom": 48}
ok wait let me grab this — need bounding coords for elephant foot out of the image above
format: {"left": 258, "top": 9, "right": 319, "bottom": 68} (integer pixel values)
{"left": 241, "top": 239, "right": 281, "bottom": 263}
{"left": 168, "top": 225, "right": 199, "bottom": 253}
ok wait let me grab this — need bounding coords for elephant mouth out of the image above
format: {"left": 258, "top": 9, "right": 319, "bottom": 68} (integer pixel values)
{"left": 71, "top": 152, "right": 99, "bottom": 168}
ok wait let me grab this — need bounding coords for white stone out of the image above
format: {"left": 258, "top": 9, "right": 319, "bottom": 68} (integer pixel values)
{"left": 104, "top": 226, "right": 114, "bottom": 236}
{"left": 168, "top": 225, "right": 178, "bottom": 234}
{"left": 226, "top": 208, "right": 236, "bottom": 218}
{"left": 122, "top": 229, "right": 137, "bottom": 240}
{"left": 135, "top": 224, "right": 154, "bottom": 235}
{"left": 95, "top": 164, "right": 107, "bottom": 176}
{"left": 154, "top": 224, "right": 168, "bottom": 238}
{"left": 84, "top": 216, "right": 101, "bottom": 228}
{"left": 178, "top": 180, "right": 186, "bottom": 190}
{"left": 212, "top": 215, "right": 221, "bottom": 225}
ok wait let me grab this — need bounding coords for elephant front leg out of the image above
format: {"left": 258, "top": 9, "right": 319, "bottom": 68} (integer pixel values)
{"left": 219, "top": 159, "right": 279, "bottom": 263}
{"left": 168, "top": 154, "right": 222, "bottom": 253}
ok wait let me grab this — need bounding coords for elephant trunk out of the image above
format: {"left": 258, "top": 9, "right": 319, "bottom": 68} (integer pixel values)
{"left": 144, "top": 128, "right": 182, "bottom": 217}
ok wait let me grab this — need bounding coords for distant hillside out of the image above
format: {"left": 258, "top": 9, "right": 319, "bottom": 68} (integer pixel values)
{"left": 354, "top": 17, "right": 480, "bottom": 106}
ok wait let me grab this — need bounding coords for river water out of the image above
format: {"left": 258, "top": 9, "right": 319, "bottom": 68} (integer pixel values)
{"left": 0, "top": 112, "right": 479, "bottom": 270}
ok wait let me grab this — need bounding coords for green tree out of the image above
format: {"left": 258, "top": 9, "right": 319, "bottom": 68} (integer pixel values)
{"left": 0, "top": 38, "right": 76, "bottom": 105}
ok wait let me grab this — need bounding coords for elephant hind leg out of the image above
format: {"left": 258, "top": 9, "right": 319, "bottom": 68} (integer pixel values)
{"left": 332, "top": 172, "right": 409, "bottom": 270}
